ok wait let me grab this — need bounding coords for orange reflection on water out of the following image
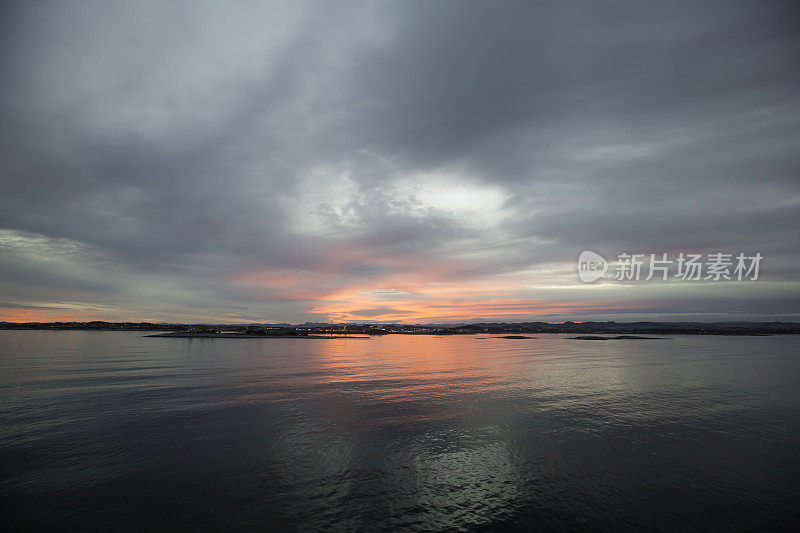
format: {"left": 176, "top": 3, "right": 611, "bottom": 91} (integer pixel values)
{"left": 305, "top": 334, "right": 534, "bottom": 404}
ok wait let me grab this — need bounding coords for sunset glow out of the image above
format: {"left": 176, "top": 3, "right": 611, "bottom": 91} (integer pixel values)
{"left": 1, "top": 1, "right": 798, "bottom": 324}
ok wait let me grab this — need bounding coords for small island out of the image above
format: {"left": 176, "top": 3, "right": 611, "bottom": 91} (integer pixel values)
{"left": 569, "top": 335, "right": 664, "bottom": 340}
{"left": 146, "top": 331, "right": 369, "bottom": 339}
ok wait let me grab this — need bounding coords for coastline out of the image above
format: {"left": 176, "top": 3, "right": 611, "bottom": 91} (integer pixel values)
{"left": 144, "top": 332, "right": 370, "bottom": 339}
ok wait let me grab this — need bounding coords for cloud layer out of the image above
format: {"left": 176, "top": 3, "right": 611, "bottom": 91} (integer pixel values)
{"left": 1, "top": 0, "right": 799, "bottom": 322}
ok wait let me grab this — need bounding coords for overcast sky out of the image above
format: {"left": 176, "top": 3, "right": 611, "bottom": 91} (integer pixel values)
{"left": 1, "top": 0, "right": 799, "bottom": 323}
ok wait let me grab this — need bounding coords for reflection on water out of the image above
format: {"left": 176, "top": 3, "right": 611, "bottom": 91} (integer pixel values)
{"left": 1, "top": 331, "right": 799, "bottom": 531}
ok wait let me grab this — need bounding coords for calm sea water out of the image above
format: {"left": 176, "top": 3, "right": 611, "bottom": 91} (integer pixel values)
{"left": 1, "top": 331, "right": 798, "bottom": 531}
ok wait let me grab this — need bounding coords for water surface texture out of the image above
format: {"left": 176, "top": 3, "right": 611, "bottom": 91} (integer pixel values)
{"left": 1, "top": 331, "right": 798, "bottom": 531}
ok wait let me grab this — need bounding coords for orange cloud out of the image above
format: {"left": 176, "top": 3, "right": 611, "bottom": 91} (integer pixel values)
{"left": 228, "top": 257, "right": 638, "bottom": 322}
{"left": 0, "top": 306, "right": 107, "bottom": 323}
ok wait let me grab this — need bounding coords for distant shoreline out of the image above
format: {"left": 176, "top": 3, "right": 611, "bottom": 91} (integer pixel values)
{"left": 144, "top": 332, "right": 370, "bottom": 339}
{"left": 1, "top": 321, "right": 796, "bottom": 336}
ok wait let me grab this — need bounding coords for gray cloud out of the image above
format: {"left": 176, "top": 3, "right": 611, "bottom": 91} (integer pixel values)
{"left": 1, "top": 0, "right": 798, "bottom": 322}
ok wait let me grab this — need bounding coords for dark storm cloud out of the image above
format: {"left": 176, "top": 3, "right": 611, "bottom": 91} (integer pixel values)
{"left": 0, "top": 0, "right": 798, "bottom": 321}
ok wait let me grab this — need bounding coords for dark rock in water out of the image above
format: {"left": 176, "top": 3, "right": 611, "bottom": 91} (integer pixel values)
{"left": 570, "top": 335, "right": 664, "bottom": 340}
{"left": 494, "top": 335, "right": 535, "bottom": 339}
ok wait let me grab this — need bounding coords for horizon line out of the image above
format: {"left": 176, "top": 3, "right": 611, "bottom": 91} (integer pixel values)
{"left": 3, "top": 319, "right": 800, "bottom": 326}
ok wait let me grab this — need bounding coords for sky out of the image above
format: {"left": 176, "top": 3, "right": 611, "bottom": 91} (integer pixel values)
{"left": 1, "top": 0, "right": 799, "bottom": 324}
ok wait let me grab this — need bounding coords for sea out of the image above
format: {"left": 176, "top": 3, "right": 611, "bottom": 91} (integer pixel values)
{"left": 1, "top": 331, "right": 798, "bottom": 531}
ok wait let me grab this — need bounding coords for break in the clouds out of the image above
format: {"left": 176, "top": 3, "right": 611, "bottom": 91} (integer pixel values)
{"left": 1, "top": 0, "right": 799, "bottom": 323}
